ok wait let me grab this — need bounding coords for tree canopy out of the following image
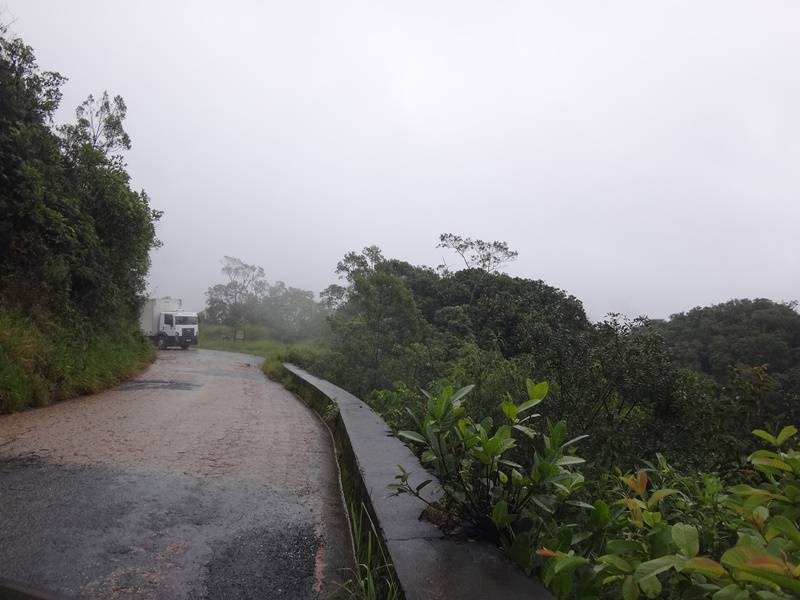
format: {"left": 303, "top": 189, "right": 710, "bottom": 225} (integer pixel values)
{"left": 0, "top": 28, "right": 160, "bottom": 323}
{"left": 657, "top": 298, "right": 800, "bottom": 385}
{"left": 291, "top": 238, "right": 800, "bottom": 470}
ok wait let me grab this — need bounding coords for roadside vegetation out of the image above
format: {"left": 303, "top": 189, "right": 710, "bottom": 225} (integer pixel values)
{"left": 394, "top": 382, "right": 800, "bottom": 598}
{"left": 214, "top": 236, "right": 799, "bottom": 598}
{"left": 0, "top": 29, "right": 160, "bottom": 412}
{"left": 282, "top": 239, "right": 800, "bottom": 472}
{"left": 332, "top": 502, "right": 401, "bottom": 600}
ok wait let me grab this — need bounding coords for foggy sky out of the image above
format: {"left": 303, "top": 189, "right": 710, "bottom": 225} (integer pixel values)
{"left": 5, "top": 1, "right": 799, "bottom": 320}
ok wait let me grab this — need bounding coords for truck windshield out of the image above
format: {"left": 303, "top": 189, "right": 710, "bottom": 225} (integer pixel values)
{"left": 175, "top": 316, "right": 198, "bottom": 325}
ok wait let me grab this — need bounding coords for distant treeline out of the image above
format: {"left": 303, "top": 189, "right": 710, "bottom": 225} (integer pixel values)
{"left": 0, "top": 29, "right": 160, "bottom": 411}
{"left": 281, "top": 238, "right": 800, "bottom": 471}
{"left": 201, "top": 256, "right": 328, "bottom": 343}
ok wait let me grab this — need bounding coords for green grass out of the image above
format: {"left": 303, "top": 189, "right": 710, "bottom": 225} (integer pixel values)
{"left": 332, "top": 501, "right": 401, "bottom": 600}
{"left": 0, "top": 306, "right": 155, "bottom": 413}
{"left": 197, "top": 323, "right": 287, "bottom": 357}
{"left": 197, "top": 323, "right": 325, "bottom": 381}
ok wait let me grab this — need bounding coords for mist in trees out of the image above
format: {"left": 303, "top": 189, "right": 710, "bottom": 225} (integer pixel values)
{"left": 203, "top": 256, "right": 328, "bottom": 343}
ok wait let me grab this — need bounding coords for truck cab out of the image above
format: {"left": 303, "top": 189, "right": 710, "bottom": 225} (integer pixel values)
{"left": 159, "top": 311, "right": 199, "bottom": 349}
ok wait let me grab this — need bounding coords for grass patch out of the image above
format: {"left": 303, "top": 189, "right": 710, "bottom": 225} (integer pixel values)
{"left": 198, "top": 323, "right": 326, "bottom": 382}
{"left": 332, "top": 501, "right": 402, "bottom": 600}
{"left": 0, "top": 306, "right": 155, "bottom": 413}
{"left": 197, "top": 335, "right": 287, "bottom": 357}
{"left": 197, "top": 323, "right": 287, "bottom": 358}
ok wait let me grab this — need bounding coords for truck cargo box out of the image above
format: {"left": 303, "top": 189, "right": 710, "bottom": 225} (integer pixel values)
{"left": 139, "top": 297, "right": 182, "bottom": 337}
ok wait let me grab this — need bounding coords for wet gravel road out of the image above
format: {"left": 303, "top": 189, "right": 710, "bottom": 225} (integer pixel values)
{"left": 0, "top": 349, "right": 351, "bottom": 599}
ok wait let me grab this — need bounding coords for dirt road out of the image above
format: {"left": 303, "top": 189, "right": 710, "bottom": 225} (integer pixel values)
{"left": 0, "top": 349, "right": 351, "bottom": 599}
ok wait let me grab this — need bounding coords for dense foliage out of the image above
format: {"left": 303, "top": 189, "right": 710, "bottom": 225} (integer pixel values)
{"left": 0, "top": 29, "right": 159, "bottom": 411}
{"left": 286, "top": 239, "right": 800, "bottom": 597}
{"left": 0, "top": 306, "right": 153, "bottom": 411}
{"left": 394, "top": 381, "right": 800, "bottom": 598}
{"left": 539, "top": 424, "right": 800, "bottom": 599}
{"left": 656, "top": 299, "right": 800, "bottom": 388}
{"left": 293, "top": 241, "right": 800, "bottom": 471}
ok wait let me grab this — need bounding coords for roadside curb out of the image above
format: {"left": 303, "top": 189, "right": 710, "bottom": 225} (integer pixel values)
{"left": 282, "top": 363, "right": 552, "bottom": 600}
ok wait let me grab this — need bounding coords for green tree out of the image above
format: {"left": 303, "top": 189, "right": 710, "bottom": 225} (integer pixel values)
{"left": 0, "top": 28, "right": 160, "bottom": 411}
{"left": 437, "top": 233, "right": 518, "bottom": 274}
{"left": 259, "top": 281, "right": 328, "bottom": 342}
{"left": 0, "top": 27, "right": 160, "bottom": 321}
{"left": 204, "top": 256, "right": 327, "bottom": 342}
{"left": 658, "top": 299, "right": 800, "bottom": 382}
{"left": 328, "top": 270, "right": 430, "bottom": 396}
{"left": 60, "top": 91, "right": 131, "bottom": 155}
{"left": 204, "top": 256, "right": 267, "bottom": 339}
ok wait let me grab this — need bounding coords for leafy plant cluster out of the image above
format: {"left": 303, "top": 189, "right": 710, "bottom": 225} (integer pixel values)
{"left": 395, "top": 379, "right": 800, "bottom": 599}
{"left": 391, "top": 381, "right": 586, "bottom": 557}
{"left": 0, "top": 29, "right": 159, "bottom": 410}
{"left": 543, "top": 424, "right": 800, "bottom": 599}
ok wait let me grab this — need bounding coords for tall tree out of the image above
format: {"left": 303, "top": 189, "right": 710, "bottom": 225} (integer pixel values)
{"left": 0, "top": 27, "right": 160, "bottom": 321}
{"left": 437, "top": 233, "right": 518, "bottom": 274}
{"left": 204, "top": 257, "right": 266, "bottom": 339}
{"left": 204, "top": 257, "right": 327, "bottom": 342}
{"left": 60, "top": 91, "right": 131, "bottom": 155}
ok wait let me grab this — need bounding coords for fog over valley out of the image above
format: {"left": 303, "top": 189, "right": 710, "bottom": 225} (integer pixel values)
{"left": 5, "top": 0, "right": 799, "bottom": 319}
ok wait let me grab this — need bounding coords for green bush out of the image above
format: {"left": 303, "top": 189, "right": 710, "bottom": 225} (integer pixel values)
{"left": 391, "top": 380, "right": 586, "bottom": 572}
{"left": 541, "top": 426, "right": 800, "bottom": 598}
{"left": 368, "top": 382, "right": 422, "bottom": 432}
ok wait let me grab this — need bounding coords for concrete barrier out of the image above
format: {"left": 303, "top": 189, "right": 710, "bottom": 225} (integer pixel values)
{"left": 283, "top": 363, "right": 552, "bottom": 600}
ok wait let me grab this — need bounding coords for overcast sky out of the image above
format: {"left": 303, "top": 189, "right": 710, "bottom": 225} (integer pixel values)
{"left": 5, "top": 1, "right": 799, "bottom": 320}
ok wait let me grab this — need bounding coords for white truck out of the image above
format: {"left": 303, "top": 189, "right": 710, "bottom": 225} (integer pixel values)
{"left": 139, "top": 297, "right": 199, "bottom": 349}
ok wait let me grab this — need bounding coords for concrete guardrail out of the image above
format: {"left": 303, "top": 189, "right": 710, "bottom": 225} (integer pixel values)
{"left": 282, "top": 363, "right": 552, "bottom": 600}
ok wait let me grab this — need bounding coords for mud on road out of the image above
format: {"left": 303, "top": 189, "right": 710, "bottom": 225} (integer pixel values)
{"left": 0, "top": 349, "right": 351, "bottom": 599}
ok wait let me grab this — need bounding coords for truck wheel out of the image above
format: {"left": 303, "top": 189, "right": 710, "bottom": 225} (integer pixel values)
{"left": 157, "top": 335, "right": 167, "bottom": 350}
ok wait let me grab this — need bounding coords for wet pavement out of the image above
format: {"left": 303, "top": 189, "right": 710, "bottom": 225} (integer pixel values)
{"left": 0, "top": 349, "right": 350, "bottom": 599}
